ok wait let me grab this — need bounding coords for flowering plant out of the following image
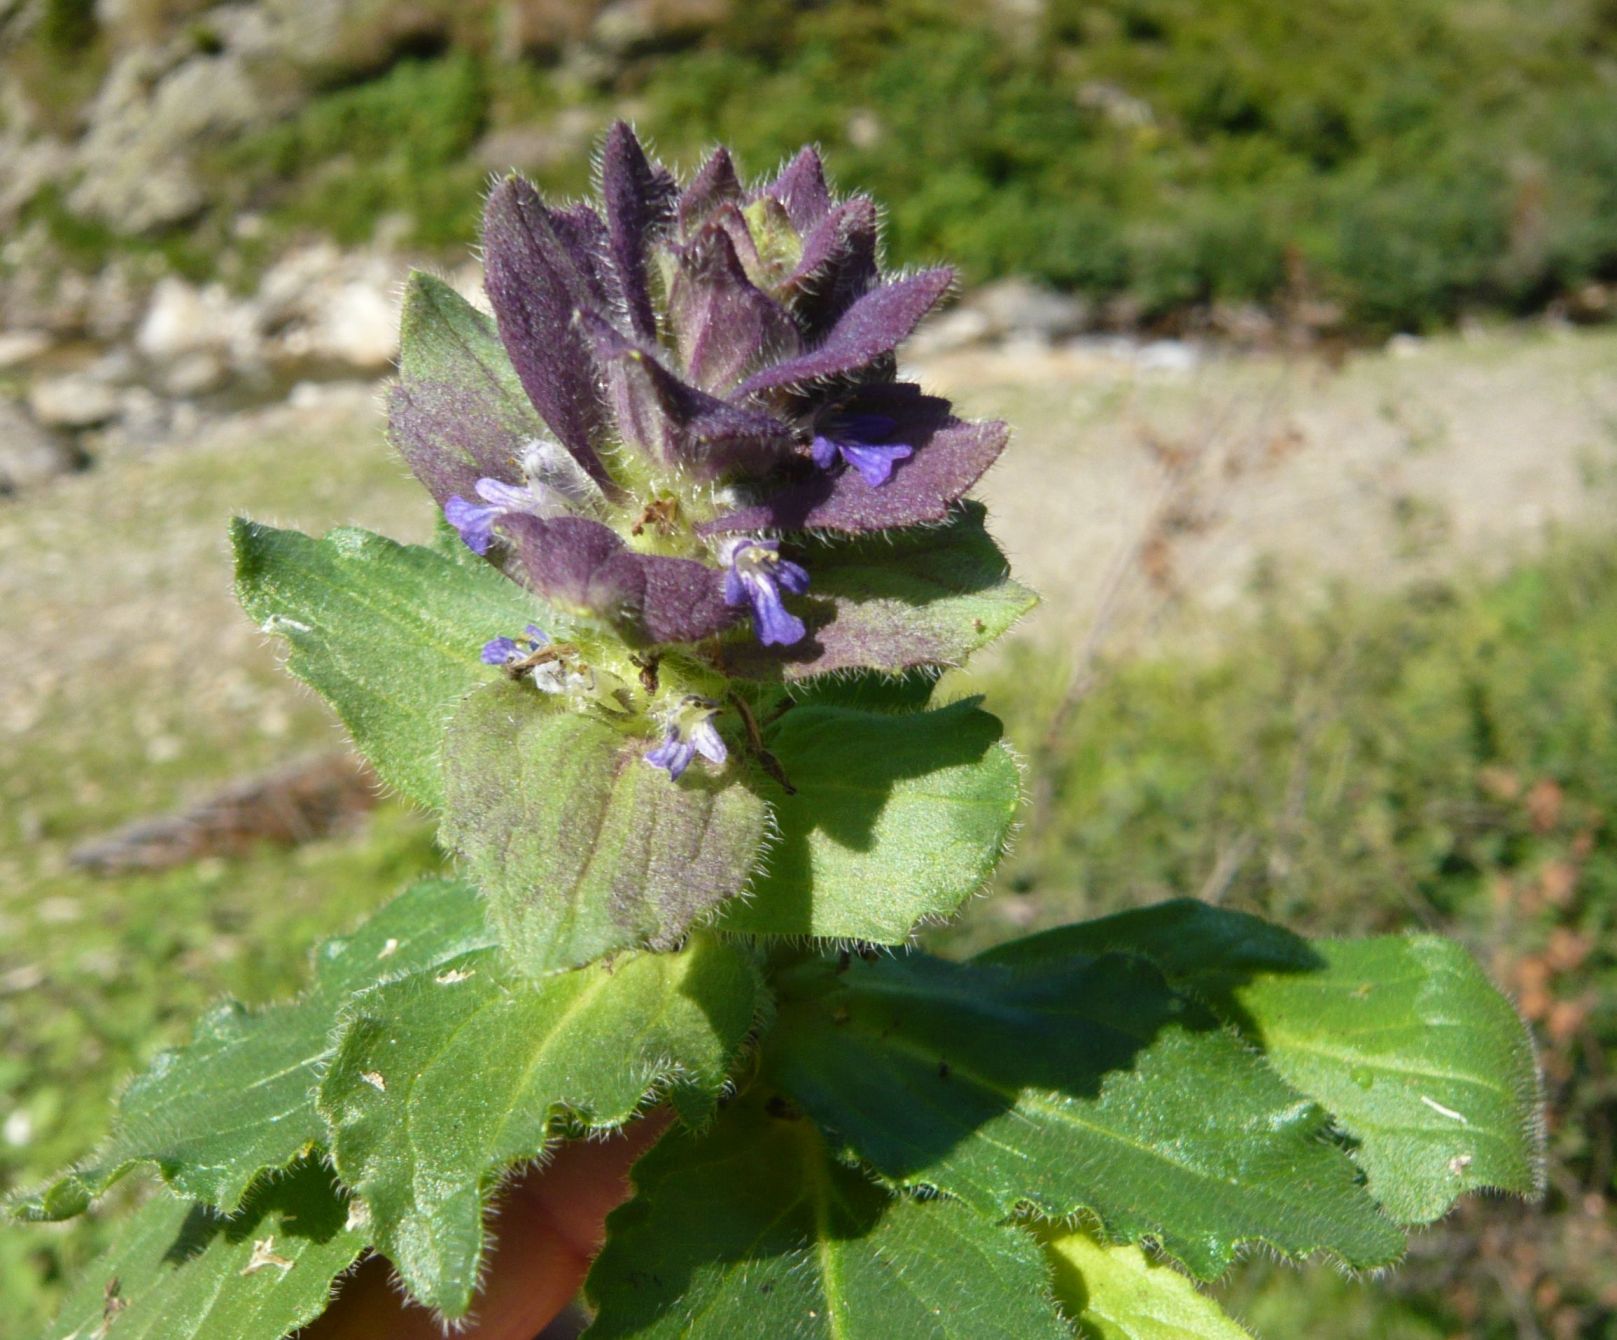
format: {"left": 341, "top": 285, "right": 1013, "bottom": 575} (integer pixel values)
{"left": 18, "top": 129, "right": 1540, "bottom": 1339}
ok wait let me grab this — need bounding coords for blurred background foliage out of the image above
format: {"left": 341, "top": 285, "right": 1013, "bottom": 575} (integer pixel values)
{"left": 4, "top": 1, "right": 1617, "bottom": 1337}
{"left": 8, "top": 0, "right": 1617, "bottom": 331}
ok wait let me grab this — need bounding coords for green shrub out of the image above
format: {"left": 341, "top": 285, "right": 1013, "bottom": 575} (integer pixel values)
{"left": 211, "top": 53, "right": 491, "bottom": 248}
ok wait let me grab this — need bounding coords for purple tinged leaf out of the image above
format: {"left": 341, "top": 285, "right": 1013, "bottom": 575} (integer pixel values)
{"left": 389, "top": 381, "right": 523, "bottom": 509}
{"left": 705, "top": 384, "right": 1007, "bottom": 534}
{"left": 390, "top": 274, "right": 558, "bottom": 506}
{"left": 720, "top": 502, "right": 1035, "bottom": 680}
{"left": 785, "top": 196, "right": 881, "bottom": 339}
{"left": 482, "top": 177, "right": 615, "bottom": 490}
{"left": 578, "top": 309, "right": 796, "bottom": 478}
{"left": 498, "top": 512, "right": 736, "bottom": 645}
{"left": 738, "top": 268, "right": 954, "bottom": 395}
{"left": 765, "top": 145, "right": 833, "bottom": 230}
{"left": 677, "top": 146, "right": 743, "bottom": 236}
{"left": 669, "top": 224, "right": 800, "bottom": 393}
{"left": 601, "top": 121, "right": 678, "bottom": 340}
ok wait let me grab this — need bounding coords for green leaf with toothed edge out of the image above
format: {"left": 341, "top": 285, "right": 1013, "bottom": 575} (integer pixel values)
{"left": 717, "top": 699, "right": 1021, "bottom": 940}
{"left": 15, "top": 878, "right": 494, "bottom": 1223}
{"left": 318, "top": 933, "right": 764, "bottom": 1320}
{"left": 1038, "top": 1228, "right": 1254, "bottom": 1340}
{"left": 441, "top": 679, "right": 768, "bottom": 976}
{"left": 977, "top": 901, "right": 1545, "bottom": 1225}
{"left": 764, "top": 948, "right": 1406, "bottom": 1280}
{"left": 585, "top": 1090, "right": 1070, "bottom": 1339}
{"left": 40, "top": 1161, "right": 367, "bottom": 1340}
{"left": 231, "top": 518, "right": 551, "bottom": 810}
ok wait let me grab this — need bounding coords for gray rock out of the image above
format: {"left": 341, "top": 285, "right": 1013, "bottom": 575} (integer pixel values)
{"left": 136, "top": 277, "right": 257, "bottom": 363}
{"left": 592, "top": 0, "right": 731, "bottom": 54}
{"left": 971, "top": 278, "right": 1092, "bottom": 343}
{"left": 0, "top": 399, "right": 81, "bottom": 493}
{"left": 476, "top": 108, "right": 601, "bottom": 174}
{"left": 27, "top": 373, "right": 123, "bottom": 429}
{"left": 256, "top": 244, "right": 401, "bottom": 371}
{"left": 0, "top": 331, "right": 52, "bottom": 370}
{"left": 68, "top": 49, "right": 269, "bottom": 231}
{"left": 907, "top": 307, "right": 994, "bottom": 357}
{"left": 161, "top": 350, "right": 231, "bottom": 398}
{"left": 1136, "top": 339, "right": 1200, "bottom": 374}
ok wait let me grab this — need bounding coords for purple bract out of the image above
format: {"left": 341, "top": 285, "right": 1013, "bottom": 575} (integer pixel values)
{"left": 390, "top": 123, "right": 1008, "bottom": 665}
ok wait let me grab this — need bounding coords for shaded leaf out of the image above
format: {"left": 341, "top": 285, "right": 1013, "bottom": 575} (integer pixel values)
{"left": 601, "top": 120, "right": 678, "bottom": 339}
{"left": 766, "top": 950, "right": 1405, "bottom": 1279}
{"left": 232, "top": 521, "right": 546, "bottom": 809}
{"left": 1040, "top": 1228, "right": 1253, "bottom": 1340}
{"left": 718, "top": 700, "right": 1019, "bottom": 939}
{"left": 706, "top": 386, "right": 1008, "bottom": 536}
{"left": 482, "top": 176, "right": 615, "bottom": 487}
{"left": 585, "top": 1091, "right": 1069, "bottom": 1339}
{"left": 319, "top": 934, "right": 763, "bottom": 1318}
{"left": 499, "top": 511, "right": 737, "bottom": 645}
{"left": 737, "top": 269, "right": 953, "bottom": 394}
{"left": 41, "top": 1162, "right": 366, "bottom": 1340}
{"left": 721, "top": 504, "right": 1036, "bottom": 680}
{"left": 441, "top": 681, "right": 767, "bottom": 976}
{"left": 980, "top": 902, "right": 1545, "bottom": 1224}
{"left": 18, "top": 879, "right": 493, "bottom": 1221}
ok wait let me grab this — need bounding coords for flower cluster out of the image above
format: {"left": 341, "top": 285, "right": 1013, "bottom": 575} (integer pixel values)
{"left": 390, "top": 125, "right": 1010, "bottom": 777}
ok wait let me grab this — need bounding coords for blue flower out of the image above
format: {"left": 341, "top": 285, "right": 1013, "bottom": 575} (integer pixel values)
{"left": 645, "top": 697, "right": 729, "bottom": 780}
{"left": 480, "top": 624, "right": 549, "bottom": 666}
{"left": 446, "top": 479, "right": 548, "bottom": 555}
{"left": 809, "top": 413, "right": 913, "bottom": 487}
{"left": 721, "top": 538, "right": 810, "bottom": 646}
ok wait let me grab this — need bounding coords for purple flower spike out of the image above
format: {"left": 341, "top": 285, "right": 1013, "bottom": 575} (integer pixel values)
{"left": 644, "top": 697, "right": 729, "bottom": 781}
{"left": 394, "top": 130, "right": 1021, "bottom": 681}
{"left": 810, "top": 413, "right": 912, "bottom": 487}
{"left": 722, "top": 538, "right": 810, "bottom": 647}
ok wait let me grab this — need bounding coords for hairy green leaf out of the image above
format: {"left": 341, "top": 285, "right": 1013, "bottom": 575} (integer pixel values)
{"left": 442, "top": 680, "right": 767, "bottom": 976}
{"left": 232, "top": 520, "right": 547, "bottom": 808}
{"left": 718, "top": 700, "right": 1020, "bottom": 939}
{"left": 18, "top": 879, "right": 493, "bottom": 1222}
{"left": 767, "top": 951, "right": 1405, "bottom": 1278}
{"left": 1040, "top": 1228, "right": 1253, "bottom": 1340}
{"left": 41, "top": 1161, "right": 366, "bottom": 1340}
{"left": 725, "top": 504, "right": 1037, "bottom": 680}
{"left": 586, "top": 1091, "right": 1069, "bottom": 1339}
{"left": 979, "top": 901, "right": 1545, "bottom": 1224}
{"left": 319, "top": 933, "right": 763, "bottom": 1318}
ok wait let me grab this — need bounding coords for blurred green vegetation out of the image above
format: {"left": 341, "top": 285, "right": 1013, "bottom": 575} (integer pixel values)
{"left": 942, "top": 537, "right": 1617, "bottom": 1335}
{"left": 25, "top": 0, "right": 1617, "bottom": 331}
